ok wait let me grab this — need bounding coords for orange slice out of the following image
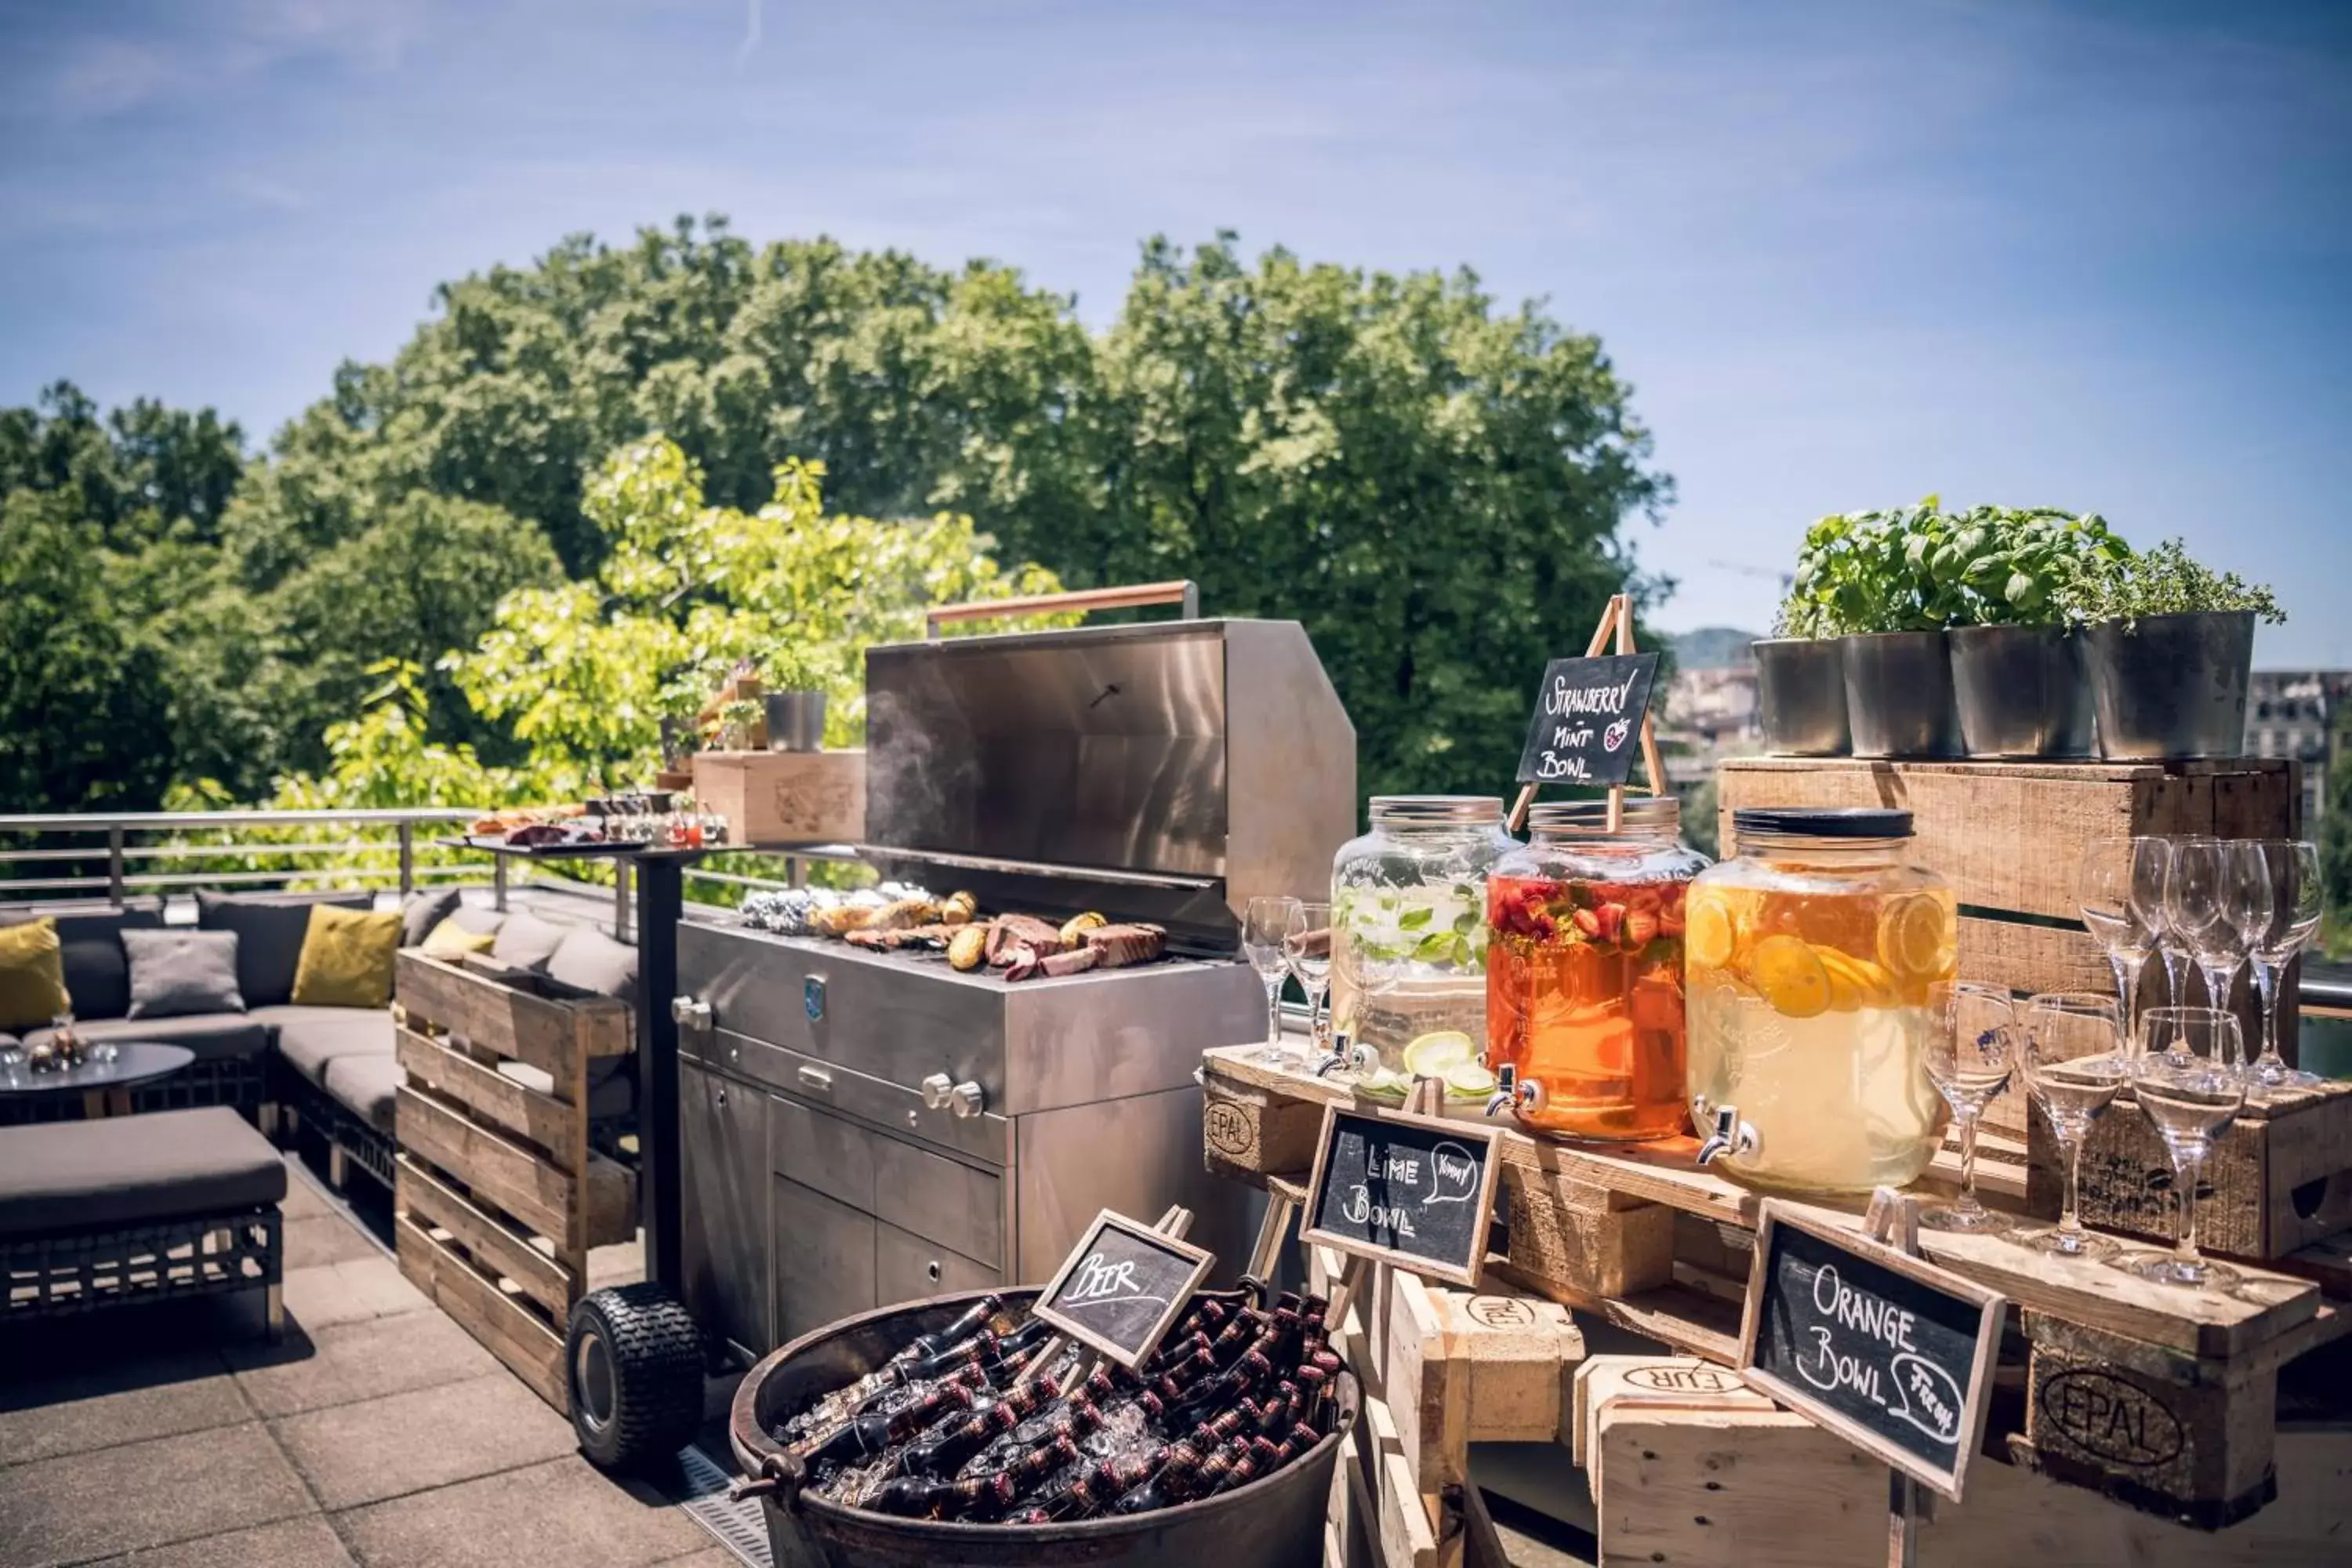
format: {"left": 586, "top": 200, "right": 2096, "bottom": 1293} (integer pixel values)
{"left": 1815, "top": 948, "right": 1867, "bottom": 1012}
{"left": 1749, "top": 934, "right": 1831, "bottom": 1018}
{"left": 1686, "top": 895, "right": 1737, "bottom": 970}
{"left": 1877, "top": 894, "right": 1956, "bottom": 982}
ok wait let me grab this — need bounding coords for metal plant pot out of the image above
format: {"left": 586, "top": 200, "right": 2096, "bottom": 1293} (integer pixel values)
{"left": 1754, "top": 638, "right": 1850, "bottom": 756}
{"left": 2085, "top": 611, "right": 2255, "bottom": 760}
{"left": 765, "top": 690, "right": 829, "bottom": 753}
{"left": 1840, "top": 631, "right": 1962, "bottom": 758}
{"left": 1949, "top": 623, "right": 2096, "bottom": 758}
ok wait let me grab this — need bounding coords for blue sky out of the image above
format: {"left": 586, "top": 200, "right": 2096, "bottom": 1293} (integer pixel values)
{"left": 4, "top": 1, "right": 2347, "bottom": 663}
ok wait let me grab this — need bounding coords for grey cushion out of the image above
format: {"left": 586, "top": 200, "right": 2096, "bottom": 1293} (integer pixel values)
{"left": 324, "top": 1054, "right": 404, "bottom": 1134}
{"left": 252, "top": 1004, "right": 392, "bottom": 1084}
{"left": 24, "top": 1013, "right": 270, "bottom": 1064}
{"left": 0, "top": 1107, "right": 286, "bottom": 1237}
{"left": 399, "top": 886, "right": 465, "bottom": 949}
{"left": 443, "top": 905, "right": 507, "bottom": 936}
{"left": 197, "top": 891, "right": 370, "bottom": 1008}
{"left": 2, "top": 905, "right": 165, "bottom": 1022}
{"left": 122, "top": 929, "right": 246, "bottom": 1018}
{"left": 489, "top": 910, "right": 568, "bottom": 971}
{"left": 544, "top": 925, "right": 638, "bottom": 1004}
{"left": 497, "top": 1058, "right": 636, "bottom": 1123}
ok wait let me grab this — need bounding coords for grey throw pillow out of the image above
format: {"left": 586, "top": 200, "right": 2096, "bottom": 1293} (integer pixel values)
{"left": 122, "top": 930, "right": 247, "bottom": 1018}
{"left": 196, "top": 891, "right": 370, "bottom": 1007}
{"left": 399, "top": 886, "right": 465, "bottom": 948}
{"left": 489, "top": 910, "right": 569, "bottom": 971}
{"left": 545, "top": 925, "right": 639, "bottom": 1004}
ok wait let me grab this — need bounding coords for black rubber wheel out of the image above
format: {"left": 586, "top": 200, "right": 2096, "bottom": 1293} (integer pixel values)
{"left": 566, "top": 1283, "right": 702, "bottom": 1473}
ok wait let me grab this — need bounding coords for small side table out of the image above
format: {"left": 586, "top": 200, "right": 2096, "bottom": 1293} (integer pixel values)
{"left": 0, "top": 1043, "right": 197, "bottom": 1119}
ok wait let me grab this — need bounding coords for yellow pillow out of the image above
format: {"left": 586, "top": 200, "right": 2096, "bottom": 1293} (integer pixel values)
{"left": 420, "top": 916, "right": 497, "bottom": 961}
{"left": 290, "top": 904, "right": 404, "bottom": 1008}
{"left": 0, "top": 917, "right": 71, "bottom": 1032}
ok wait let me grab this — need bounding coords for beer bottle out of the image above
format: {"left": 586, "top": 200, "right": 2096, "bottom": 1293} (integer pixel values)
{"left": 1108, "top": 1440, "right": 1207, "bottom": 1514}
{"left": 863, "top": 1471, "right": 1018, "bottom": 1521}
{"left": 895, "top": 1377, "right": 1055, "bottom": 1478}
{"left": 794, "top": 1381, "right": 974, "bottom": 1467}
{"left": 1040, "top": 1446, "right": 1165, "bottom": 1521}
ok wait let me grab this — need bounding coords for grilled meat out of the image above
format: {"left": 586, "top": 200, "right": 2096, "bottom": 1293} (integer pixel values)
{"left": 1005, "top": 946, "right": 1102, "bottom": 982}
{"left": 1082, "top": 923, "right": 1167, "bottom": 968}
{"left": 986, "top": 915, "right": 1065, "bottom": 967}
{"left": 844, "top": 924, "right": 957, "bottom": 952}
{"left": 807, "top": 904, "right": 871, "bottom": 938}
{"left": 859, "top": 898, "right": 942, "bottom": 933}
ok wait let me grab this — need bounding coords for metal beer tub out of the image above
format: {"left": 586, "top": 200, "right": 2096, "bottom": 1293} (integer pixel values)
{"left": 730, "top": 1289, "right": 1358, "bottom": 1568}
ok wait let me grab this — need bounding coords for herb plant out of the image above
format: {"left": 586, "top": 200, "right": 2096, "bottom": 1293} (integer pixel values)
{"left": 1777, "top": 500, "right": 2136, "bottom": 635}
{"left": 2053, "top": 538, "right": 2285, "bottom": 626}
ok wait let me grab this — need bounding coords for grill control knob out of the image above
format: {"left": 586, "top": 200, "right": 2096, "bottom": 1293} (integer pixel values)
{"left": 670, "top": 996, "right": 711, "bottom": 1028}
{"left": 949, "top": 1080, "right": 985, "bottom": 1119}
{"left": 920, "top": 1073, "right": 954, "bottom": 1110}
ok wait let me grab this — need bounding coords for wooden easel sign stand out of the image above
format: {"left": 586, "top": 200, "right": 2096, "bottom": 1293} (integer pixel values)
{"left": 1508, "top": 590, "right": 1665, "bottom": 834}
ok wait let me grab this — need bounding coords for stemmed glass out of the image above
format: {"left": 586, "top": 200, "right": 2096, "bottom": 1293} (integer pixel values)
{"left": 2139, "top": 837, "right": 2196, "bottom": 1011}
{"left": 2241, "top": 840, "right": 2325, "bottom": 1089}
{"left": 1240, "top": 895, "right": 1302, "bottom": 1064}
{"left": 2168, "top": 837, "right": 2264, "bottom": 1064}
{"left": 2078, "top": 837, "right": 2165, "bottom": 1054}
{"left": 1922, "top": 982, "right": 2016, "bottom": 1232}
{"left": 2014, "top": 993, "right": 2132, "bottom": 1258}
{"left": 2123, "top": 1007, "right": 2247, "bottom": 1289}
{"left": 1283, "top": 902, "right": 1335, "bottom": 1059}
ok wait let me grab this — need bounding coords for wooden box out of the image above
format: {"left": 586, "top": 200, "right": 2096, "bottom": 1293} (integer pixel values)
{"left": 1718, "top": 757, "right": 2302, "bottom": 1135}
{"left": 691, "top": 748, "right": 865, "bottom": 847}
{"left": 2027, "top": 1077, "right": 2352, "bottom": 1261}
{"left": 391, "top": 951, "right": 637, "bottom": 1411}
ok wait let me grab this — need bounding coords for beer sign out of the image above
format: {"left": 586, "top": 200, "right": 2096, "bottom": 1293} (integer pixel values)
{"left": 1033, "top": 1208, "right": 1216, "bottom": 1369}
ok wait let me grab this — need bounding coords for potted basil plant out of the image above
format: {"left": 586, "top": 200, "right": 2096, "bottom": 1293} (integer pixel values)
{"left": 2058, "top": 541, "right": 2283, "bottom": 760}
{"left": 1936, "top": 506, "right": 2125, "bottom": 758}
{"left": 1771, "top": 502, "right": 1962, "bottom": 758}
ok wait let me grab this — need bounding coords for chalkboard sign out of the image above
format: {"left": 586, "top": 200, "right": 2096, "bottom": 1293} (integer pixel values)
{"left": 1032, "top": 1209, "right": 1215, "bottom": 1369}
{"left": 1514, "top": 652, "right": 1660, "bottom": 786}
{"left": 1736, "top": 1203, "right": 2005, "bottom": 1501}
{"left": 1299, "top": 1103, "right": 1502, "bottom": 1287}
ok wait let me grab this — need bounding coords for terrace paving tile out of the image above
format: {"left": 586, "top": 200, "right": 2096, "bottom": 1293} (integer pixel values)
{"left": 0, "top": 1348, "right": 249, "bottom": 1467}
{"left": 648, "top": 1548, "right": 739, "bottom": 1567}
{"left": 278, "top": 1258, "right": 429, "bottom": 1334}
{"left": 278, "top": 1171, "right": 338, "bottom": 1222}
{"left": 95, "top": 1517, "right": 359, "bottom": 1568}
{"left": 332, "top": 1454, "right": 708, "bottom": 1568}
{"left": 271, "top": 1373, "right": 575, "bottom": 1511}
{"left": 225, "top": 1307, "right": 495, "bottom": 1419}
{"left": 0, "top": 1421, "right": 314, "bottom": 1568}
{"left": 281, "top": 1214, "right": 383, "bottom": 1271}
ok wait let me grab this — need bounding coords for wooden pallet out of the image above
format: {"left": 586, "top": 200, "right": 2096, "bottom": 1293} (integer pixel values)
{"left": 1207, "top": 1047, "right": 2345, "bottom": 1532}
{"left": 1717, "top": 757, "right": 2303, "bottom": 1131}
{"left": 391, "top": 950, "right": 636, "bottom": 1411}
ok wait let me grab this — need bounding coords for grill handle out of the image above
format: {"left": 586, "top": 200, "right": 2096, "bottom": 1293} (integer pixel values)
{"left": 924, "top": 579, "right": 1199, "bottom": 637}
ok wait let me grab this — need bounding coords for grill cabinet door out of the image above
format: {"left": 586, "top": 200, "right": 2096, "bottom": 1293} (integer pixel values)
{"left": 773, "top": 1177, "right": 877, "bottom": 1345}
{"left": 678, "top": 1059, "right": 771, "bottom": 1359}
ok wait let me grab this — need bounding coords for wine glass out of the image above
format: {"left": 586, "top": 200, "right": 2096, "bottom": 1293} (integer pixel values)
{"left": 2241, "top": 840, "right": 2325, "bottom": 1090}
{"left": 1241, "top": 895, "right": 1302, "bottom": 1063}
{"left": 1283, "top": 901, "right": 1335, "bottom": 1058}
{"left": 1922, "top": 982, "right": 2016, "bottom": 1232}
{"left": 2138, "top": 837, "right": 2194, "bottom": 1011}
{"left": 2014, "top": 993, "right": 2131, "bottom": 1258}
{"left": 2124, "top": 1007, "right": 2247, "bottom": 1289}
{"left": 2078, "top": 839, "right": 2158, "bottom": 1053}
{"left": 2173, "top": 837, "right": 2263, "bottom": 1065}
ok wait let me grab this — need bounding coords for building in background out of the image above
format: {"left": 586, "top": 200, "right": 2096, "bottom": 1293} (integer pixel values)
{"left": 2247, "top": 671, "right": 2348, "bottom": 831}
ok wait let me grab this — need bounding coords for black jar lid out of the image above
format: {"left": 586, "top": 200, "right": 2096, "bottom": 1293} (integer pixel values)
{"left": 1733, "top": 807, "right": 1915, "bottom": 839}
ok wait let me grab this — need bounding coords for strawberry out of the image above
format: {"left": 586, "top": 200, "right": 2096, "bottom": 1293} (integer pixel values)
{"left": 1592, "top": 902, "right": 1627, "bottom": 944}
{"left": 1658, "top": 906, "right": 1685, "bottom": 937}
{"left": 1623, "top": 908, "right": 1659, "bottom": 948}
{"left": 1624, "top": 885, "right": 1663, "bottom": 915}
{"left": 1571, "top": 908, "right": 1602, "bottom": 938}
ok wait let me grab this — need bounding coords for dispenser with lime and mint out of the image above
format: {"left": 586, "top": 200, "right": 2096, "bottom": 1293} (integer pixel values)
{"left": 1330, "top": 797, "right": 1515, "bottom": 1101}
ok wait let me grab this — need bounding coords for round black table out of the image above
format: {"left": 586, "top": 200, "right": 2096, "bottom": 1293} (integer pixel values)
{"left": 0, "top": 1041, "right": 195, "bottom": 1118}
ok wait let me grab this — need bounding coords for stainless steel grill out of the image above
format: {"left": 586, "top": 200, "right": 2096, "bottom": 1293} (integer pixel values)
{"left": 670, "top": 601, "right": 1355, "bottom": 1361}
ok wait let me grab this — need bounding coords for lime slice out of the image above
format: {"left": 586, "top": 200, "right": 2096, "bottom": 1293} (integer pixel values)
{"left": 1400, "top": 1030, "right": 1477, "bottom": 1076}
{"left": 1359, "top": 1068, "right": 1412, "bottom": 1101}
{"left": 1441, "top": 1062, "right": 1497, "bottom": 1097}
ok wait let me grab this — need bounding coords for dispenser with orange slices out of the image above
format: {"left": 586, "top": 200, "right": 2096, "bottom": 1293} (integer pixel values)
{"left": 1683, "top": 806, "right": 1955, "bottom": 1194}
{"left": 1483, "top": 797, "right": 1709, "bottom": 1140}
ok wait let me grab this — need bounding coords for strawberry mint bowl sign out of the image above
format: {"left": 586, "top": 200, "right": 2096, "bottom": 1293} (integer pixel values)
{"left": 1031, "top": 1208, "right": 1215, "bottom": 1370}
{"left": 1515, "top": 652, "right": 1660, "bottom": 787}
{"left": 1736, "top": 1202, "right": 2005, "bottom": 1501}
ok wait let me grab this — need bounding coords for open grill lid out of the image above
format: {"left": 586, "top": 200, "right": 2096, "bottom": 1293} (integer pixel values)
{"left": 859, "top": 589, "right": 1354, "bottom": 955}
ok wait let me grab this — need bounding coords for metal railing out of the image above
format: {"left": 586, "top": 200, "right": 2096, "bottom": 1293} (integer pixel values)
{"left": 0, "top": 808, "right": 488, "bottom": 905}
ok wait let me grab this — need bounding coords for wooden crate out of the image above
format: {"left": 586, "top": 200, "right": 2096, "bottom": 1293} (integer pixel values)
{"left": 691, "top": 748, "right": 865, "bottom": 845}
{"left": 1717, "top": 757, "right": 2302, "bottom": 1131}
{"left": 2025, "top": 1077, "right": 2352, "bottom": 1261}
{"left": 1577, "top": 1352, "right": 2352, "bottom": 1566}
{"left": 392, "top": 951, "right": 637, "bottom": 1412}
{"left": 1207, "top": 1045, "right": 2341, "bottom": 1530}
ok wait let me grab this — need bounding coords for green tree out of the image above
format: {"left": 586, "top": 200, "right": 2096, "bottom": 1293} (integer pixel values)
{"left": 1036, "top": 234, "right": 1668, "bottom": 799}
{"left": 2322, "top": 706, "right": 2352, "bottom": 959}
{"left": 0, "top": 489, "right": 175, "bottom": 813}
{"left": 0, "top": 381, "right": 245, "bottom": 550}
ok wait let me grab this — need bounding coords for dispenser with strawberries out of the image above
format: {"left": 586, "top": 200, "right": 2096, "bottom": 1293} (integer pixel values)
{"left": 1483, "top": 797, "right": 1708, "bottom": 1142}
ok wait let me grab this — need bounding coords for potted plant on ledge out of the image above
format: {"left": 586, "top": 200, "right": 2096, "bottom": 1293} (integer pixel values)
{"left": 1939, "top": 506, "right": 2126, "bottom": 758}
{"left": 1768, "top": 500, "right": 1963, "bottom": 758}
{"left": 2061, "top": 540, "right": 2284, "bottom": 760}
